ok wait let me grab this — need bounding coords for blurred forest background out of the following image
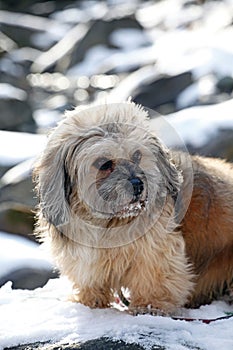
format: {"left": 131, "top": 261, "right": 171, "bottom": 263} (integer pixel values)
{"left": 0, "top": 0, "right": 233, "bottom": 289}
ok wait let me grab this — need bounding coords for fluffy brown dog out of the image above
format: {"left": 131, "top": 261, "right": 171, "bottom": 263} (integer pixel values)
{"left": 34, "top": 101, "right": 233, "bottom": 313}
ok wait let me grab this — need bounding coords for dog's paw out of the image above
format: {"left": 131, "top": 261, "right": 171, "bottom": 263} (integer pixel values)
{"left": 70, "top": 288, "right": 113, "bottom": 309}
{"left": 221, "top": 285, "right": 233, "bottom": 304}
{"left": 128, "top": 305, "right": 168, "bottom": 316}
{"left": 72, "top": 295, "right": 110, "bottom": 308}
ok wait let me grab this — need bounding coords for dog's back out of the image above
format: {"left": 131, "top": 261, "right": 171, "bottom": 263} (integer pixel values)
{"left": 181, "top": 156, "right": 233, "bottom": 307}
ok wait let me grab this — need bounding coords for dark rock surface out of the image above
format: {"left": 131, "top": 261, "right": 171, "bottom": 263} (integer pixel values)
{"left": 0, "top": 267, "right": 58, "bottom": 290}
{"left": 5, "top": 338, "right": 167, "bottom": 350}
{"left": 0, "top": 83, "right": 35, "bottom": 132}
{"left": 0, "top": 156, "right": 38, "bottom": 237}
{"left": 0, "top": 171, "right": 36, "bottom": 210}
{"left": 0, "top": 10, "right": 70, "bottom": 49}
{"left": 133, "top": 72, "right": 193, "bottom": 114}
{"left": 68, "top": 16, "right": 143, "bottom": 71}
{"left": 188, "top": 129, "right": 233, "bottom": 162}
{"left": 0, "top": 209, "right": 35, "bottom": 238}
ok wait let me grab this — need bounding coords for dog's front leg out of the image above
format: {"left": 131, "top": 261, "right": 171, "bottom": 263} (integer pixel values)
{"left": 124, "top": 256, "right": 193, "bottom": 314}
{"left": 127, "top": 279, "right": 178, "bottom": 315}
{"left": 71, "top": 284, "right": 114, "bottom": 309}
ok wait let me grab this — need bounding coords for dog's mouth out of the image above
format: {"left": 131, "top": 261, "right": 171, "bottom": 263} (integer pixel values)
{"left": 116, "top": 198, "right": 148, "bottom": 219}
{"left": 87, "top": 197, "right": 148, "bottom": 222}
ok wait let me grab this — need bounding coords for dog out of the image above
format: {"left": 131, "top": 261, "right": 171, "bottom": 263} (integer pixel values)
{"left": 33, "top": 101, "right": 233, "bottom": 314}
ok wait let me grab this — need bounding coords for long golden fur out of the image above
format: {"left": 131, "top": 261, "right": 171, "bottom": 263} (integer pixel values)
{"left": 33, "top": 101, "right": 233, "bottom": 313}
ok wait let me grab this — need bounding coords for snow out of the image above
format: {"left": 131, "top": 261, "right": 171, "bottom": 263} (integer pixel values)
{"left": 67, "top": 45, "right": 117, "bottom": 77}
{"left": 33, "top": 108, "right": 63, "bottom": 129}
{"left": 143, "top": 28, "right": 233, "bottom": 79}
{"left": 109, "top": 28, "right": 151, "bottom": 50}
{"left": 67, "top": 43, "right": 157, "bottom": 76}
{"left": 150, "top": 99, "right": 233, "bottom": 148}
{"left": 0, "top": 158, "right": 35, "bottom": 185}
{"left": 0, "top": 83, "right": 27, "bottom": 100}
{"left": 68, "top": 23, "right": 233, "bottom": 79}
{"left": 176, "top": 75, "right": 216, "bottom": 110}
{"left": 0, "top": 232, "right": 52, "bottom": 279}
{"left": 0, "top": 277, "right": 232, "bottom": 350}
{"left": 0, "top": 130, "right": 47, "bottom": 166}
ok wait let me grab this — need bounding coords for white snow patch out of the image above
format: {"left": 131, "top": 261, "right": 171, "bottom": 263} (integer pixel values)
{"left": 33, "top": 109, "right": 63, "bottom": 129}
{"left": 0, "top": 83, "right": 27, "bottom": 100}
{"left": 150, "top": 99, "right": 233, "bottom": 148}
{"left": 0, "top": 158, "right": 35, "bottom": 185}
{"left": 0, "top": 277, "right": 232, "bottom": 350}
{"left": 110, "top": 28, "right": 151, "bottom": 50}
{"left": 0, "top": 130, "right": 47, "bottom": 166}
{"left": 176, "top": 75, "right": 216, "bottom": 110}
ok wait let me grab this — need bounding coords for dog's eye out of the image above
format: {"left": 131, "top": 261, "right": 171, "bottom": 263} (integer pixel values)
{"left": 99, "top": 160, "right": 113, "bottom": 171}
{"left": 93, "top": 158, "right": 114, "bottom": 171}
{"left": 131, "top": 150, "right": 142, "bottom": 164}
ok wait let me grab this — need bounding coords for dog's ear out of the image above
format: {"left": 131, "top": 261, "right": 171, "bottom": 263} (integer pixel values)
{"left": 155, "top": 141, "right": 183, "bottom": 202}
{"left": 34, "top": 145, "right": 72, "bottom": 228}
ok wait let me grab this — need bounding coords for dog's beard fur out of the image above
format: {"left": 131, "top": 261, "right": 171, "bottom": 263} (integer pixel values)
{"left": 34, "top": 101, "right": 195, "bottom": 312}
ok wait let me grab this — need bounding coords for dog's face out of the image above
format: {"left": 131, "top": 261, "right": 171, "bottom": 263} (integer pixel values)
{"left": 34, "top": 102, "right": 182, "bottom": 245}
{"left": 81, "top": 134, "right": 148, "bottom": 219}
{"left": 70, "top": 122, "right": 161, "bottom": 222}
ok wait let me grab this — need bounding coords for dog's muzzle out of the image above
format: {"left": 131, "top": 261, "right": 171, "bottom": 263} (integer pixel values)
{"left": 115, "top": 176, "right": 148, "bottom": 219}
{"left": 128, "top": 177, "right": 144, "bottom": 202}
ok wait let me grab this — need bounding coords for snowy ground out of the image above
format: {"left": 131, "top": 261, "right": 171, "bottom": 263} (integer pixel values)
{"left": 1, "top": 277, "right": 233, "bottom": 350}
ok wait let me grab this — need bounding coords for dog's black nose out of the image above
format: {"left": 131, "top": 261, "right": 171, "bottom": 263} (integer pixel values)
{"left": 129, "top": 177, "right": 144, "bottom": 198}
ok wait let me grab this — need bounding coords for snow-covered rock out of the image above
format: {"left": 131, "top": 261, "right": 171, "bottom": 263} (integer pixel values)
{"left": 0, "top": 232, "right": 56, "bottom": 290}
{"left": 150, "top": 98, "right": 233, "bottom": 149}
